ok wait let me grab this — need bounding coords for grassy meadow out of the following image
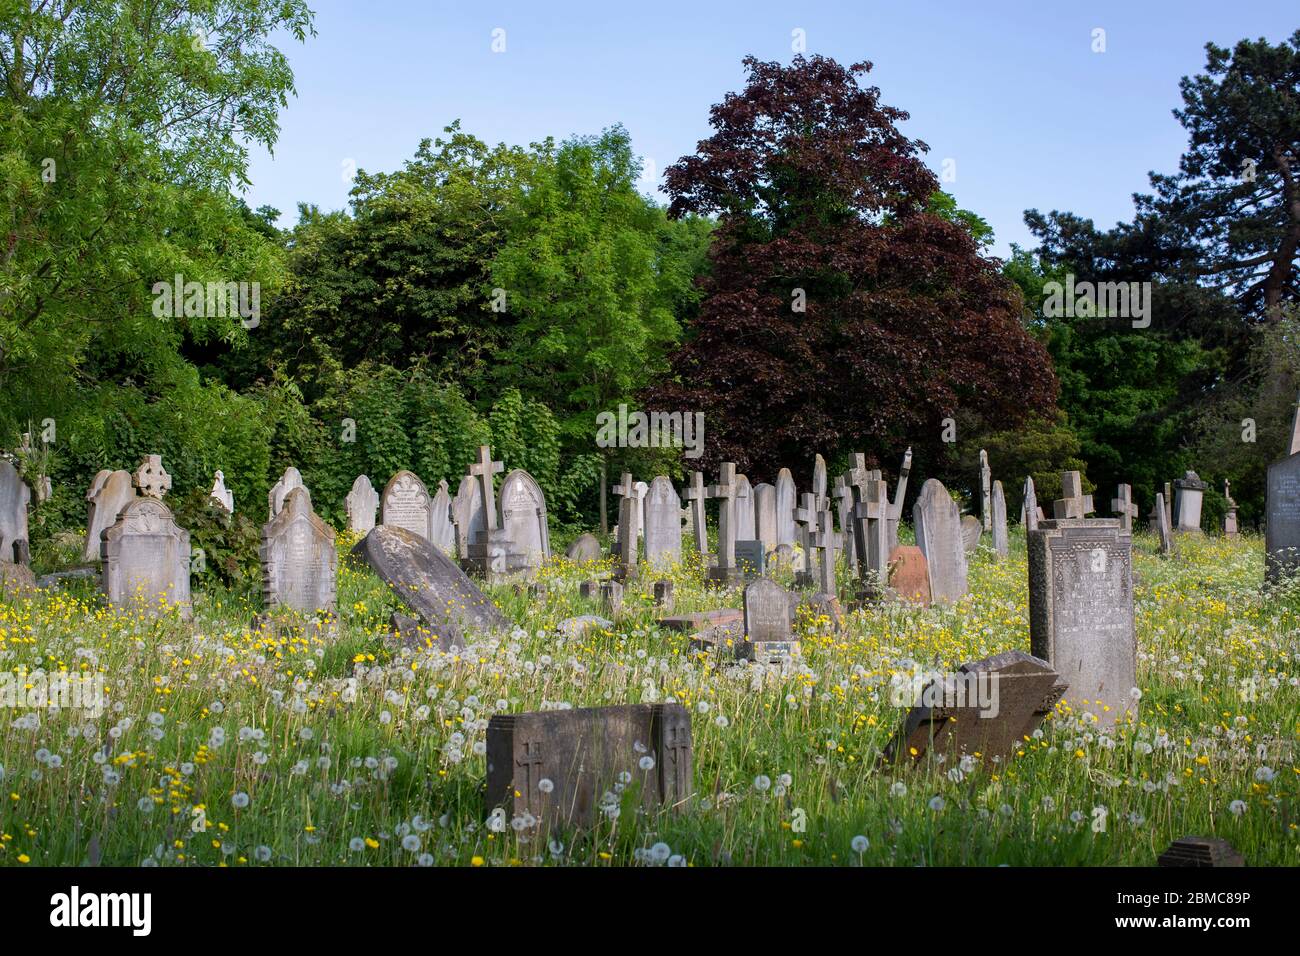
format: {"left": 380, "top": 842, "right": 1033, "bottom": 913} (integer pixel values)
{"left": 0, "top": 528, "right": 1296, "bottom": 867}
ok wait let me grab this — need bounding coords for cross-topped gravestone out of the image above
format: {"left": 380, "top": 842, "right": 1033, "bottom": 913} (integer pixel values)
{"left": 1110, "top": 483, "right": 1137, "bottom": 533}
{"left": 853, "top": 478, "right": 890, "bottom": 599}
{"left": 833, "top": 477, "right": 857, "bottom": 570}
{"left": 1052, "top": 471, "right": 1094, "bottom": 520}
{"left": 470, "top": 445, "right": 504, "bottom": 532}
{"left": 707, "top": 463, "right": 742, "bottom": 583}
{"left": 133, "top": 455, "right": 171, "bottom": 499}
{"left": 209, "top": 470, "right": 234, "bottom": 514}
{"left": 811, "top": 503, "right": 839, "bottom": 595}
{"left": 613, "top": 472, "right": 640, "bottom": 573}
{"left": 793, "top": 491, "right": 820, "bottom": 586}
{"left": 979, "top": 449, "right": 992, "bottom": 531}
{"left": 683, "top": 470, "right": 710, "bottom": 556}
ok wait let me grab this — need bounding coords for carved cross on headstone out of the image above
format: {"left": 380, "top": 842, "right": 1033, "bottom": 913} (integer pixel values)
{"left": 708, "top": 463, "right": 739, "bottom": 569}
{"left": 1110, "top": 483, "right": 1137, "bottom": 532}
{"left": 1052, "top": 471, "right": 1094, "bottom": 520}
{"left": 662, "top": 723, "right": 691, "bottom": 796}
{"left": 133, "top": 455, "right": 171, "bottom": 499}
{"left": 469, "top": 445, "right": 504, "bottom": 530}
{"left": 516, "top": 740, "right": 545, "bottom": 801}
{"left": 683, "top": 470, "right": 710, "bottom": 556}
{"left": 847, "top": 453, "right": 870, "bottom": 498}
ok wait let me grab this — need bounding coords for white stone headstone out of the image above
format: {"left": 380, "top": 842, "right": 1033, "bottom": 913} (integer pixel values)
{"left": 498, "top": 469, "right": 550, "bottom": 568}
{"left": 260, "top": 486, "right": 336, "bottom": 614}
{"left": 101, "top": 497, "right": 191, "bottom": 618}
{"left": 268, "top": 466, "right": 305, "bottom": 519}
{"left": 643, "top": 476, "right": 682, "bottom": 569}
{"left": 209, "top": 470, "right": 234, "bottom": 514}
{"left": 345, "top": 475, "right": 379, "bottom": 535}
{"left": 381, "top": 470, "right": 433, "bottom": 541}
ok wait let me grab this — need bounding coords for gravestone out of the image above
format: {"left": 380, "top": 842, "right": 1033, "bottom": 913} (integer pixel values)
{"left": 133, "top": 454, "right": 172, "bottom": 499}
{"left": 1155, "top": 492, "right": 1175, "bottom": 555}
{"left": 1172, "top": 470, "right": 1207, "bottom": 533}
{"left": 1021, "top": 476, "right": 1040, "bottom": 531}
{"left": 599, "top": 581, "right": 624, "bottom": 616}
{"left": 382, "top": 470, "right": 434, "bottom": 542}
{"left": 991, "top": 480, "right": 1008, "bottom": 559}
{"left": 882, "top": 650, "right": 1067, "bottom": 766}
{"left": 634, "top": 481, "right": 649, "bottom": 540}
{"left": 613, "top": 472, "right": 640, "bottom": 576}
{"left": 1052, "top": 471, "right": 1094, "bottom": 520}
{"left": 1223, "top": 480, "right": 1239, "bottom": 539}
{"left": 887, "top": 545, "right": 931, "bottom": 605}
{"left": 833, "top": 477, "right": 857, "bottom": 570}
{"left": 268, "top": 466, "right": 305, "bottom": 519}
{"left": 853, "top": 478, "right": 890, "bottom": 599}
{"left": 451, "top": 474, "right": 484, "bottom": 561}
{"left": 209, "top": 470, "right": 234, "bottom": 514}
{"left": 735, "top": 539, "right": 766, "bottom": 579}
{"left": 913, "top": 479, "right": 968, "bottom": 604}
{"left": 0, "top": 460, "right": 31, "bottom": 565}
{"left": 423, "top": 479, "right": 452, "bottom": 554}
{"left": 260, "top": 486, "right": 336, "bottom": 615}
{"left": 741, "top": 577, "right": 797, "bottom": 662}
{"left": 565, "top": 533, "right": 603, "bottom": 564}
{"left": 979, "top": 449, "right": 992, "bottom": 531}
{"left": 485, "top": 703, "right": 692, "bottom": 831}
{"left": 346, "top": 475, "right": 379, "bottom": 535}
{"left": 499, "top": 469, "right": 550, "bottom": 569}
{"left": 1157, "top": 837, "right": 1245, "bottom": 868}
{"left": 643, "top": 476, "right": 682, "bottom": 569}
{"left": 683, "top": 471, "right": 710, "bottom": 556}
{"left": 1272, "top": 400, "right": 1300, "bottom": 581}
{"left": 707, "top": 463, "right": 742, "bottom": 585}
{"left": 466, "top": 446, "right": 517, "bottom": 581}
{"left": 578, "top": 580, "right": 600, "bottom": 602}
{"left": 734, "top": 474, "right": 755, "bottom": 542}
{"left": 1110, "top": 483, "right": 1137, "bottom": 533}
{"left": 811, "top": 502, "right": 839, "bottom": 595}
{"left": 653, "top": 579, "right": 674, "bottom": 612}
{"left": 775, "top": 468, "right": 798, "bottom": 546}
{"left": 1028, "top": 518, "right": 1136, "bottom": 725}
{"left": 83, "top": 469, "right": 135, "bottom": 562}
{"left": 812, "top": 455, "right": 828, "bottom": 510}
{"left": 960, "top": 515, "right": 982, "bottom": 554}
{"left": 101, "top": 497, "right": 192, "bottom": 619}
{"left": 887, "top": 447, "right": 913, "bottom": 553}
{"left": 793, "top": 492, "right": 821, "bottom": 587}
{"left": 754, "top": 483, "right": 777, "bottom": 550}
{"left": 353, "top": 524, "right": 509, "bottom": 645}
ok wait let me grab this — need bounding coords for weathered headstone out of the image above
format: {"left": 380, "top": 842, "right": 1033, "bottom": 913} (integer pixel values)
{"left": 887, "top": 447, "right": 913, "bottom": 553}
{"left": 991, "top": 480, "right": 1009, "bottom": 559}
{"left": 653, "top": 579, "right": 674, "bottom": 612}
{"left": 741, "top": 577, "right": 797, "bottom": 661}
{"left": 913, "top": 479, "right": 968, "bottom": 604}
{"left": 209, "top": 470, "right": 234, "bottom": 514}
{"left": 853, "top": 478, "right": 890, "bottom": 599}
{"left": 565, "top": 532, "right": 603, "bottom": 564}
{"left": 1157, "top": 837, "right": 1245, "bottom": 868}
{"left": 382, "top": 470, "right": 434, "bottom": 542}
{"left": 133, "top": 454, "right": 172, "bottom": 499}
{"left": 707, "top": 463, "right": 742, "bottom": 585}
{"left": 882, "top": 650, "right": 1067, "bottom": 766}
{"left": 1223, "top": 480, "right": 1239, "bottom": 539}
{"left": 260, "top": 486, "right": 336, "bottom": 615}
{"left": 735, "top": 539, "right": 766, "bottom": 579}
{"left": 775, "top": 468, "right": 798, "bottom": 546}
{"left": 466, "top": 447, "right": 516, "bottom": 580}
{"left": 345, "top": 475, "right": 379, "bottom": 535}
{"left": 887, "top": 545, "right": 931, "bottom": 605}
{"left": 683, "top": 470, "right": 710, "bottom": 557}
{"left": 1155, "top": 492, "right": 1175, "bottom": 555}
{"left": 811, "top": 502, "right": 839, "bottom": 595}
{"left": 812, "top": 455, "right": 828, "bottom": 511}
{"left": 833, "top": 477, "right": 857, "bottom": 570}
{"left": 353, "top": 525, "right": 509, "bottom": 644}
{"left": 753, "top": 482, "right": 777, "bottom": 551}
{"left": 734, "top": 474, "right": 755, "bottom": 542}
{"left": 1172, "top": 470, "right": 1207, "bottom": 533}
{"left": 451, "top": 474, "right": 484, "bottom": 561}
{"left": 1052, "top": 471, "right": 1094, "bottom": 520}
{"left": 793, "top": 491, "right": 821, "bottom": 587}
{"left": 1110, "top": 483, "right": 1137, "bottom": 533}
{"left": 643, "top": 476, "right": 682, "bottom": 570}
{"left": 101, "top": 498, "right": 192, "bottom": 618}
{"left": 613, "top": 472, "right": 640, "bottom": 576}
{"left": 599, "top": 580, "right": 624, "bottom": 616}
{"left": 1028, "top": 518, "right": 1136, "bottom": 725}
{"left": 83, "top": 469, "right": 135, "bottom": 563}
{"left": 1021, "top": 476, "right": 1040, "bottom": 531}
{"left": 499, "top": 469, "right": 550, "bottom": 569}
{"left": 960, "top": 515, "right": 982, "bottom": 554}
{"left": 979, "top": 449, "right": 992, "bottom": 531}
{"left": 485, "top": 703, "right": 692, "bottom": 832}
{"left": 268, "top": 466, "right": 304, "bottom": 519}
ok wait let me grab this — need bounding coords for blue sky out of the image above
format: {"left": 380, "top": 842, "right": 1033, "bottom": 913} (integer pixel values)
{"left": 245, "top": 1, "right": 1297, "bottom": 259}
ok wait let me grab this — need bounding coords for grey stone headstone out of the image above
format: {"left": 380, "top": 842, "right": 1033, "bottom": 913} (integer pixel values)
{"left": 382, "top": 470, "right": 433, "bottom": 542}
{"left": 634, "top": 480, "right": 648, "bottom": 540}
{"left": 499, "top": 469, "right": 550, "bottom": 568}
{"left": 430, "top": 479, "right": 456, "bottom": 554}
{"left": 101, "top": 497, "right": 192, "bottom": 619}
{"left": 1155, "top": 492, "right": 1174, "bottom": 555}
{"left": 84, "top": 469, "right": 135, "bottom": 562}
{"left": 653, "top": 579, "right": 675, "bottom": 612}
{"left": 1172, "top": 470, "right": 1207, "bottom": 533}
{"left": 451, "top": 475, "right": 484, "bottom": 561}
{"left": 268, "top": 466, "right": 305, "bottom": 519}
{"left": 735, "top": 539, "right": 766, "bottom": 579}
{"left": 345, "top": 475, "right": 379, "bottom": 535}
{"left": 486, "top": 703, "right": 692, "bottom": 832}
{"left": 961, "top": 514, "right": 982, "bottom": 554}
{"left": 754, "top": 483, "right": 777, "bottom": 550}
{"left": 979, "top": 449, "right": 992, "bottom": 531}
{"left": 742, "top": 577, "right": 796, "bottom": 661}
{"left": 991, "top": 480, "right": 1008, "bottom": 559}
{"left": 775, "top": 469, "right": 797, "bottom": 546}
{"left": 0, "top": 460, "right": 31, "bottom": 566}
{"left": 643, "top": 476, "right": 682, "bottom": 570}
{"left": 913, "top": 479, "right": 968, "bottom": 604}
{"left": 260, "top": 486, "right": 336, "bottom": 615}
{"left": 133, "top": 454, "right": 172, "bottom": 499}
{"left": 734, "top": 474, "right": 755, "bottom": 541}
{"left": 352, "top": 524, "right": 510, "bottom": 644}
{"left": 1028, "top": 519, "right": 1136, "bottom": 725}
{"left": 1021, "top": 476, "right": 1039, "bottom": 531}
{"left": 812, "top": 454, "right": 828, "bottom": 509}
{"left": 565, "top": 533, "right": 603, "bottom": 564}
{"left": 599, "top": 580, "right": 624, "bottom": 615}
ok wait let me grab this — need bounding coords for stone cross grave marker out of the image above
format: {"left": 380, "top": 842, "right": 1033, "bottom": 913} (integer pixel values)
{"left": 133, "top": 454, "right": 172, "bottom": 499}
{"left": 1052, "top": 471, "right": 1094, "bottom": 520}
{"left": 1110, "top": 483, "right": 1137, "bottom": 533}
{"left": 833, "top": 476, "right": 857, "bottom": 570}
{"left": 683, "top": 470, "right": 710, "bottom": 557}
{"left": 613, "top": 472, "right": 640, "bottom": 573}
{"left": 853, "top": 478, "right": 890, "bottom": 599}
{"left": 793, "top": 491, "right": 820, "bottom": 586}
{"left": 811, "top": 502, "right": 839, "bottom": 595}
{"left": 469, "top": 445, "right": 504, "bottom": 532}
{"left": 707, "top": 463, "right": 740, "bottom": 583}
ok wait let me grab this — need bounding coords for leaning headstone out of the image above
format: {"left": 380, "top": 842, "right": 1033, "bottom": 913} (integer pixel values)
{"left": 1172, "top": 470, "right": 1207, "bottom": 533}
{"left": 133, "top": 454, "right": 172, "bottom": 499}
{"left": 833, "top": 477, "right": 857, "bottom": 571}
{"left": 960, "top": 515, "right": 982, "bottom": 554}
{"left": 775, "top": 468, "right": 798, "bottom": 546}
{"left": 451, "top": 475, "right": 484, "bottom": 561}
{"left": 565, "top": 533, "right": 603, "bottom": 564}
{"left": 887, "top": 545, "right": 931, "bottom": 605}
{"left": 260, "top": 487, "right": 336, "bottom": 615}
{"left": 753, "top": 483, "right": 777, "bottom": 550}
{"left": 83, "top": 469, "right": 135, "bottom": 562}
{"left": 886, "top": 447, "right": 913, "bottom": 553}
{"left": 352, "top": 525, "right": 510, "bottom": 645}
{"left": 1028, "top": 518, "right": 1136, "bottom": 725}
{"left": 741, "top": 577, "right": 798, "bottom": 662}
{"left": 913, "top": 479, "right": 968, "bottom": 604}
{"left": 209, "top": 470, "right": 234, "bottom": 514}
{"left": 430, "top": 480, "right": 456, "bottom": 554}
{"left": 485, "top": 703, "right": 692, "bottom": 832}
{"left": 346, "top": 475, "right": 379, "bottom": 535}
{"left": 643, "top": 476, "right": 682, "bottom": 570}
{"left": 101, "top": 498, "right": 192, "bottom": 619}
{"left": 734, "top": 474, "right": 755, "bottom": 542}
{"left": 1155, "top": 492, "right": 1175, "bottom": 555}
{"left": 382, "top": 470, "right": 434, "bottom": 542}
{"left": 268, "top": 466, "right": 304, "bottom": 519}
{"left": 882, "top": 650, "right": 1067, "bottom": 766}
{"left": 499, "top": 469, "right": 551, "bottom": 570}
{"left": 991, "top": 480, "right": 1008, "bottom": 559}
{"left": 1157, "top": 837, "right": 1245, "bottom": 868}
